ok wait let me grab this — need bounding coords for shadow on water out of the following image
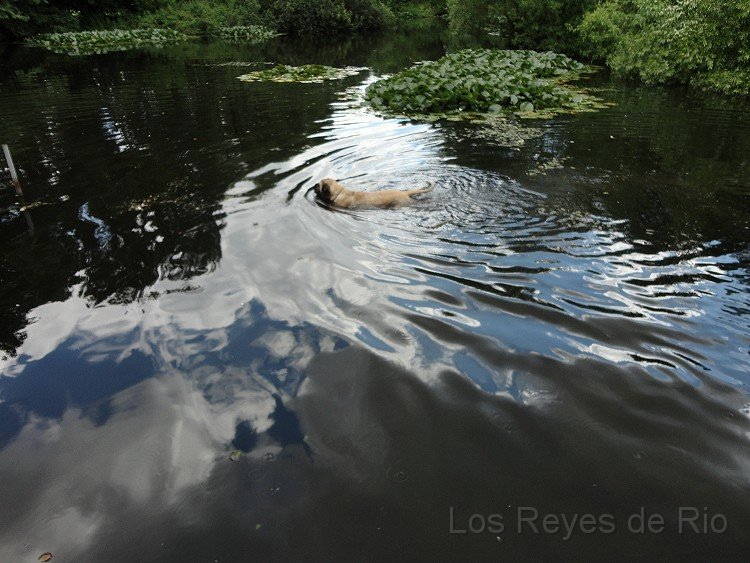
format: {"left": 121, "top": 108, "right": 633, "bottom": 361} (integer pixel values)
{"left": 1, "top": 29, "right": 750, "bottom": 559}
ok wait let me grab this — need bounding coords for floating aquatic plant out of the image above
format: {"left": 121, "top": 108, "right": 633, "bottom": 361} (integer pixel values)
{"left": 217, "top": 25, "right": 280, "bottom": 43}
{"left": 30, "top": 28, "right": 187, "bottom": 55}
{"left": 366, "top": 49, "right": 609, "bottom": 118}
{"left": 462, "top": 116, "right": 544, "bottom": 149}
{"left": 238, "top": 64, "right": 365, "bottom": 84}
{"left": 528, "top": 155, "right": 568, "bottom": 176}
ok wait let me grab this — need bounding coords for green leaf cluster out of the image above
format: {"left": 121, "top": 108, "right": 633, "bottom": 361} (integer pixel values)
{"left": 237, "top": 63, "right": 365, "bottom": 83}
{"left": 29, "top": 27, "right": 186, "bottom": 54}
{"left": 446, "top": 0, "right": 597, "bottom": 53}
{"left": 578, "top": 0, "right": 750, "bottom": 96}
{"left": 216, "top": 25, "right": 280, "bottom": 43}
{"left": 133, "top": 0, "right": 262, "bottom": 37}
{"left": 263, "top": 0, "right": 395, "bottom": 35}
{"left": 365, "top": 48, "right": 601, "bottom": 117}
{"left": 1, "top": 0, "right": 410, "bottom": 40}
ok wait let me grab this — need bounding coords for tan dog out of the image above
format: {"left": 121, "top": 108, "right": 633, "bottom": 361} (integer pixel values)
{"left": 314, "top": 178, "right": 434, "bottom": 209}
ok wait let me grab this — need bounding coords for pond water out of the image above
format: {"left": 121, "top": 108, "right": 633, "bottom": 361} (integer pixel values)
{"left": 1, "top": 32, "right": 749, "bottom": 559}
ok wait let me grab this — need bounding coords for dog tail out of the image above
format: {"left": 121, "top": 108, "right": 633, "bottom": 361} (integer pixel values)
{"left": 408, "top": 181, "right": 435, "bottom": 196}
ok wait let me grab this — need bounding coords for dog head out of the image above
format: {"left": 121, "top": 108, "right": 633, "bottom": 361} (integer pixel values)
{"left": 314, "top": 178, "right": 344, "bottom": 202}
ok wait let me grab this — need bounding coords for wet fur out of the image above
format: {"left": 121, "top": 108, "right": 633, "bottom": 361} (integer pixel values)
{"left": 314, "top": 178, "right": 434, "bottom": 209}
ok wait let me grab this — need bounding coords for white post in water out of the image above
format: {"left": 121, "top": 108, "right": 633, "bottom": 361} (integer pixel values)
{"left": 2, "top": 143, "right": 24, "bottom": 197}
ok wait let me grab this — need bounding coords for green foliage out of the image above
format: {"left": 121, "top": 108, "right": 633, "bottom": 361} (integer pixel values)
{"left": 1, "top": 0, "right": 172, "bottom": 39}
{"left": 0, "top": 0, "right": 30, "bottom": 27}
{"left": 1, "top": 0, "right": 415, "bottom": 40}
{"left": 445, "top": 0, "right": 486, "bottom": 41}
{"left": 216, "top": 25, "right": 280, "bottom": 43}
{"left": 30, "top": 27, "right": 186, "bottom": 54}
{"left": 492, "top": 0, "right": 598, "bottom": 52}
{"left": 447, "top": 0, "right": 596, "bottom": 53}
{"left": 578, "top": 0, "right": 750, "bottom": 95}
{"left": 1, "top": 0, "right": 78, "bottom": 39}
{"left": 345, "top": 0, "right": 395, "bottom": 29}
{"left": 386, "top": 0, "right": 445, "bottom": 22}
{"left": 365, "top": 48, "right": 603, "bottom": 117}
{"left": 261, "top": 0, "right": 394, "bottom": 35}
{"left": 5, "top": 0, "right": 748, "bottom": 98}
{"left": 135, "top": 0, "right": 262, "bottom": 36}
{"left": 238, "top": 63, "right": 365, "bottom": 82}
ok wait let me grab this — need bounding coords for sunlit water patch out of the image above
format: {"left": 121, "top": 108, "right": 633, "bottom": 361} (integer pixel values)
{"left": 213, "top": 86, "right": 749, "bottom": 392}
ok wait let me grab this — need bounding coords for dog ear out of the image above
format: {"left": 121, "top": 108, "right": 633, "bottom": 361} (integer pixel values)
{"left": 321, "top": 183, "right": 330, "bottom": 196}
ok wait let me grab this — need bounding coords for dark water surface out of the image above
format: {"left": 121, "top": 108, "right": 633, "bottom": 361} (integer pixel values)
{"left": 1, "top": 32, "right": 750, "bottom": 560}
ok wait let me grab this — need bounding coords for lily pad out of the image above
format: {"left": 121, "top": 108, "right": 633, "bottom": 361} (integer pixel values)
{"left": 464, "top": 115, "right": 543, "bottom": 149}
{"left": 217, "top": 26, "right": 280, "bottom": 43}
{"left": 229, "top": 450, "right": 243, "bottom": 462}
{"left": 365, "top": 49, "right": 608, "bottom": 119}
{"left": 238, "top": 64, "right": 365, "bottom": 84}
{"left": 29, "top": 28, "right": 186, "bottom": 56}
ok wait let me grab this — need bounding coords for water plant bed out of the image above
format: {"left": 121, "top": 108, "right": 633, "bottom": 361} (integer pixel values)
{"left": 217, "top": 26, "right": 280, "bottom": 43}
{"left": 30, "top": 28, "right": 187, "bottom": 55}
{"left": 238, "top": 64, "right": 365, "bottom": 83}
{"left": 366, "top": 49, "right": 608, "bottom": 118}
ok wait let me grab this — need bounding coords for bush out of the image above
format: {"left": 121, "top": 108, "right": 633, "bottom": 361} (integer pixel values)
{"left": 386, "top": 0, "right": 445, "bottom": 21}
{"left": 261, "top": 0, "right": 394, "bottom": 35}
{"left": 447, "top": 0, "right": 597, "bottom": 53}
{"left": 136, "top": 0, "right": 262, "bottom": 36}
{"left": 263, "top": 0, "right": 351, "bottom": 34}
{"left": 578, "top": 0, "right": 750, "bottom": 95}
{"left": 346, "top": 0, "right": 395, "bottom": 30}
{"left": 1, "top": 0, "right": 80, "bottom": 39}
{"left": 2, "top": 0, "right": 426, "bottom": 40}
{"left": 1, "top": 0, "right": 178, "bottom": 39}
{"left": 445, "top": 0, "right": 486, "bottom": 41}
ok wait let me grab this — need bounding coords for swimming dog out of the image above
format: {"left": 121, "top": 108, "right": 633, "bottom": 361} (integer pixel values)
{"left": 314, "top": 178, "right": 434, "bottom": 209}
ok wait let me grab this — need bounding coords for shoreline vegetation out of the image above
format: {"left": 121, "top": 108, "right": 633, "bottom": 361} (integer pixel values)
{"left": 2, "top": 0, "right": 748, "bottom": 96}
{"left": 29, "top": 28, "right": 188, "bottom": 55}
{"left": 29, "top": 25, "right": 281, "bottom": 55}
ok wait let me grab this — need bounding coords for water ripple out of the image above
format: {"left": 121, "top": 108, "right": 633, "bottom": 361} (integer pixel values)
{"left": 223, "top": 81, "right": 750, "bottom": 390}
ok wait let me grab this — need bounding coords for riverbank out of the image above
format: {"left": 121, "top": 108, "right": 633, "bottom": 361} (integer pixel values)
{"left": 4, "top": 1, "right": 748, "bottom": 96}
